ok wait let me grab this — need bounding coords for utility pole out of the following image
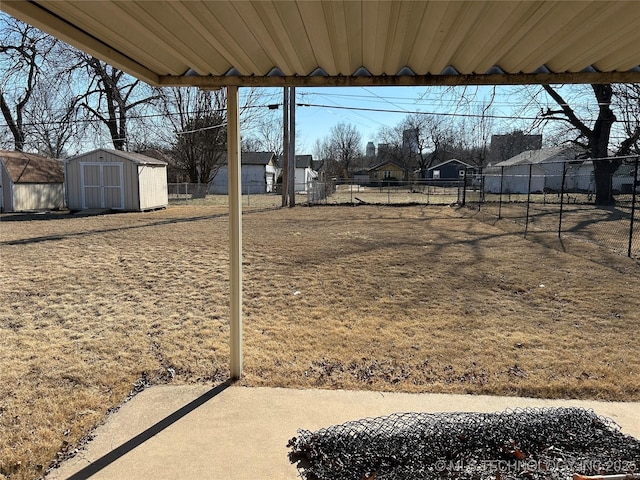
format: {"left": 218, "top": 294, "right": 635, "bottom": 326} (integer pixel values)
{"left": 282, "top": 87, "right": 289, "bottom": 207}
{"left": 289, "top": 86, "right": 296, "bottom": 207}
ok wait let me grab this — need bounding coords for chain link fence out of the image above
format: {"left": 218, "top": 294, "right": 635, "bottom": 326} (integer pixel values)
{"left": 306, "top": 179, "right": 466, "bottom": 206}
{"left": 288, "top": 407, "right": 640, "bottom": 480}
{"left": 167, "top": 156, "right": 639, "bottom": 258}
{"left": 463, "top": 156, "right": 640, "bottom": 259}
{"left": 168, "top": 182, "right": 282, "bottom": 208}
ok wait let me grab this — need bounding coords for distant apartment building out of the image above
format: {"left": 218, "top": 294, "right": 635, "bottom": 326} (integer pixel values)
{"left": 488, "top": 132, "right": 542, "bottom": 165}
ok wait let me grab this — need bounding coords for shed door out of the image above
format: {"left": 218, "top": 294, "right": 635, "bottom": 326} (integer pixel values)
{"left": 81, "top": 163, "right": 124, "bottom": 209}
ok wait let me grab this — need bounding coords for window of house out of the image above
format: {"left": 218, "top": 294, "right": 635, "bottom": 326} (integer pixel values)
{"left": 433, "top": 170, "right": 440, "bottom": 179}
{"left": 383, "top": 170, "right": 392, "bottom": 179}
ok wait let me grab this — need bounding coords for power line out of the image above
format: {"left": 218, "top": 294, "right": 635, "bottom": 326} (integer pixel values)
{"left": 176, "top": 122, "right": 227, "bottom": 135}
{"left": 296, "top": 102, "right": 542, "bottom": 120}
{"left": 0, "top": 103, "right": 280, "bottom": 129}
{"left": 299, "top": 92, "right": 389, "bottom": 130}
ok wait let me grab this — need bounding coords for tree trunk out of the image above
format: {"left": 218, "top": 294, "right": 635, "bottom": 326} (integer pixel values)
{"left": 591, "top": 84, "right": 617, "bottom": 206}
{"left": 0, "top": 94, "right": 25, "bottom": 151}
{"left": 593, "top": 160, "right": 615, "bottom": 205}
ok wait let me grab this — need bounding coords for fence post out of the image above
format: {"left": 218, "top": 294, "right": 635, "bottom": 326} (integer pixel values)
{"left": 478, "top": 166, "right": 484, "bottom": 208}
{"left": 558, "top": 162, "right": 567, "bottom": 238}
{"left": 628, "top": 156, "right": 639, "bottom": 257}
{"left": 498, "top": 166, "right": 504, "bottom": 219}
{"left": 524, "top": 163, "right": 533, "bottom": 237}
{"left": 350, "top": 180, "right": 353, "bottom": 205}
{"left": 461, "top": 168, "right": 467, "bottom": 206}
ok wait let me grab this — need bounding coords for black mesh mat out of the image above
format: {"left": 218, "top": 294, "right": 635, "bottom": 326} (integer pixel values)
{"left": 287, "top": 407, "right": 640, "bottom": 480}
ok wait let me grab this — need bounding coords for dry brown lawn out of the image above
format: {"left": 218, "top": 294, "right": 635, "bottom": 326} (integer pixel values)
{"left": 1, "top": 203, "right": 639, "bottom": 480}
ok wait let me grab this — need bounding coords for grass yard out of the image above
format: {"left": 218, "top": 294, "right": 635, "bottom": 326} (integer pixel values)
{"left": 1, "top": 204, "right": 639, "bottom": 480}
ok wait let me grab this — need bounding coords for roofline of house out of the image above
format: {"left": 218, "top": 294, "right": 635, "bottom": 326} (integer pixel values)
{"left": 368, "top": 159, "right": 406, "bottom": 171}
{"left": 428, "top": 158, "right": 474, "bottom": 170}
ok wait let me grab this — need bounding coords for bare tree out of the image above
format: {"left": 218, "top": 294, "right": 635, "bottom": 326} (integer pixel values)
{"left": 377, "top": 114, "right": 468, "bottom": 178}
{"left": 241, "top": 135, "right": 262, "bottom": 152}
{"left": 536, "top": 84, "right": 640, "bottom": 205}
{"left": 161, "top": 88, "right": 226, "bottom": 184}
{"left": 158, "top": 86, "right": 273, "bottom": 184}
{"left": 613, "top": 84, "right": 640, "bottom": 156}
{"left": 27, "top": 80, "right": 81, "bottom": 158}
{"left": 376, "top": 123, "right": 406, "bottom": 165}
{"left": 465, "top": 101, "right": 494, "bottom": 167}
{"left": 72, "top": 54, "right": 161, "bottom": 151}
{"left": 405, "top": 114, "right": 455, "bottom": 176}
{"left": 323, "top": 122, "right": 362, "bottom": 178}
{"left": 0, "top": 14, "right": 58, "bottom": 151}
{"left": 250, "top": 113, "right": 284, "bottom": 161}
{"left": 488, "top": 130, "right": 543, "bottom": 165}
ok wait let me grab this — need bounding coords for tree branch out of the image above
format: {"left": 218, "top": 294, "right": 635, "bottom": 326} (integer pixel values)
{"left": 541, "top": 85, "right": 592, "bottom": 139}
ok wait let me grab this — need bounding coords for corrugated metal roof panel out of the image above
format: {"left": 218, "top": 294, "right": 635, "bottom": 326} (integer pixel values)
{"left": 3, "top": 0, "right": 640, "bottom": 87}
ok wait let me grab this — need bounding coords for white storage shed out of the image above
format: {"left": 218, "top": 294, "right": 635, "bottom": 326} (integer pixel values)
{"left": 0, "top": 150, "right": 65, "bottom": 212}
{"left": 65, "top": 148, "right": 168, "bottom": 211}
{"left": 209, "top": 152, "right": 276, "bottom": 195}
{"left": 484, "top": 146, "right": 587, "bottom": 194}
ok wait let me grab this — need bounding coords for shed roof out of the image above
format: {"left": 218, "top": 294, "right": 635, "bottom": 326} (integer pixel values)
{"left": 278, "top": 154, "right": 314, "bottom": 169}
{"left": 428, "top": 159, "right": 474, "bottom": 171}
{"left": 3, "top": 1, "right": 640, "bottom": 88}
{"left": 0, "top": 150, "right": 64, "bottom": 184}
{"left": 68, "top": 149, "right": 168, "bottom": 166}
{"left": 493, "top": 146, "right": 587, "bottom": 167}
{"left": 295, "top": 155, "right": 313, "bottom": 169}
{"left": 226, "top": 151, "right": 276, "bottom": 166}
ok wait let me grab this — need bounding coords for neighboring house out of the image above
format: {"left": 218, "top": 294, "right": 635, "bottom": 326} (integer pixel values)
{"left": 210, "top": 151, "right": 277, "bottom": 195}
{"left": 311, "top": 159, "right": 326, "bottom": 182}
{"left": 276, "top": 154, "right": 318, "bottom": 192}
{"left": 488, "top": 132, "right": 543, "bottom": 164}
{"left": 425, "top": 159, "right": 474, "bottom": 181}
{"left": 294, "top": 155, "right": 317, "bottom": 192}
{"left": 65, "top": 148, "right": 168, "bottom": 211}
{"left": 352, "top": 169, "right": 370, "bottom": 185}
{"left": 613, "top": 163, "right": 640, "bottom": 193}
{"left": 0, "top": 150, "right": 65, "bottom": 212}
{"left": 564, "top": 160, "right": 594, "bottom": 192}
{"left": 368, "top": 160, "right": 406, "bottom": 184}
{"left": 484, "top": 146, "right": 587, "bottom": 194}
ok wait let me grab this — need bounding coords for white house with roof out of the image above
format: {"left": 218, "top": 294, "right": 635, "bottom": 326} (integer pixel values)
{"left": 294, "top": 155, "right": 317, "bottom": 192}
{"left": 209, "top": 152, "right": 277, "bottom": 195}
{"left": 483, "top": 146, "right": 588, "bottom": 194}
{"left": 277, "top": 154, "right": 318, "bottom": 192}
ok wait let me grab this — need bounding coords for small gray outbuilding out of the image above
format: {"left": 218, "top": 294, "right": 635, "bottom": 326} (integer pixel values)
{"left": 0, "top": 150, "right": 65, "bottom": 213}
{"left": 65, "top": 148, "right": 168, "bottom": 211}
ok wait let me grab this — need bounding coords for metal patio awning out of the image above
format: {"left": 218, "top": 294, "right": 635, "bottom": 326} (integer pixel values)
{"left": 3, "top": 1, "right": 640, "bottom": 88}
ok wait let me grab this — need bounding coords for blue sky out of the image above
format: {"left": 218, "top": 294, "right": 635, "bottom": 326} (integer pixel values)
{"left": 276, "top": 85, "right": 537, "bottom": 154}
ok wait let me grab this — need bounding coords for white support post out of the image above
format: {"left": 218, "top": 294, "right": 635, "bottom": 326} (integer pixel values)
{"left": 289, "top": 86, "right": 296, "bottom": 207}
{"left": 227, "top": 86, "right": 243, "bottom": 380}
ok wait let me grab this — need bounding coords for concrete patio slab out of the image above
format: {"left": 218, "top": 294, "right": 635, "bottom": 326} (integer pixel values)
{"left": 47, "top": 384, "right": 640, "bottom": 480}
